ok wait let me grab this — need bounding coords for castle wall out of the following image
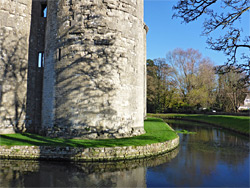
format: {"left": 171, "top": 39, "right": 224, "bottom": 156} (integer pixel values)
{"left": 0, "top": 0, "right": 32, "bottom": 133}
{"left": 26, "top": 0, "right": 47, "bottom": 133}
{"left": 42, "top": 0, "right": 146, "bottom": 139}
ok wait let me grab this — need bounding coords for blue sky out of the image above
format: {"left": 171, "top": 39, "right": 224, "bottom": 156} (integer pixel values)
{"left": 144, "top": 0, "right": 250, "bottom": 66}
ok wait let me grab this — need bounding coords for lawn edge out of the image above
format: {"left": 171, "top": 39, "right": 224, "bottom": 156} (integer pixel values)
{"left": 148, "top": 113, "right": 250, "bottom": 137}
{"left": 0, "top": 118, "right": 179, "bottom": 161}
{"left": 0, "top": 137, "right": 179, "bottom": 162}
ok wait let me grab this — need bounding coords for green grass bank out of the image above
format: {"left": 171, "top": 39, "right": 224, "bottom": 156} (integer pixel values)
{"left": 148, "top": 113, "right": 250, "bottom": 136}
{"left": 0, "top": 117, "right": 178, "bottom": 147}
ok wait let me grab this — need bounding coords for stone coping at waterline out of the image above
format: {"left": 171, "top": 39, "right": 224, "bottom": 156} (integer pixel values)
{"left": 0, "top": 137, "right": 179, "bottom": 161}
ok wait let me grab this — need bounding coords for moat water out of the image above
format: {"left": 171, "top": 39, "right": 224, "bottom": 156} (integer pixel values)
{"left": 1, "top": 120, "right": 249, "bottom": 187}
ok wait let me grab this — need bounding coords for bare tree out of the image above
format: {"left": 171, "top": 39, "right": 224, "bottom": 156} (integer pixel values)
{"left": 173, "top": 0, "right": 250, "bottom": 85}
{"left": 167, "top": 48, "right": 201, "bottom": 99}
{"left": 215, "top": 67, "right": 248, "bottom": 112}
{"left": 166, "top": 48, "right": 216, "bottom": 108}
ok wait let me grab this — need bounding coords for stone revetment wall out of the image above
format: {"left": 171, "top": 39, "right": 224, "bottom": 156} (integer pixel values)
{"left": 0, "top": 149, "right": 179, "bottom": 187}
{"left": 0, "top": 137, "right": 179, "bottom": 161}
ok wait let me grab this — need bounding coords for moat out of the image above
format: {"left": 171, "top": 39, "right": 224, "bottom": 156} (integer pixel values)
{"left": 1, "top": 120, "right": 249, "bottom": 187}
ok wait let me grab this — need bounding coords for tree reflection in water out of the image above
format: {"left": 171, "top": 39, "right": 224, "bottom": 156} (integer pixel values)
{"left": 146, "top": 120, "right": 249, "bottom": 187}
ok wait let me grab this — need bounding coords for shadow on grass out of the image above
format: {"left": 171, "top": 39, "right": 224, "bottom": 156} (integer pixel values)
{"left": 0, "top": 134, "right": 65, "bottom": 147}
{"left": 0, "top": 117, "right": 178, "bottom": 148}
{"left": 0, "top": 118, "right": 179, "bottom": 161}
{"left": 0, "top": 133, "right": 167, "bottom": 147}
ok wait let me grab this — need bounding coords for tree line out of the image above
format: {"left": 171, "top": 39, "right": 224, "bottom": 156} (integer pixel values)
{"left": 147, "top": 48, "right": 249, "bottom": 113}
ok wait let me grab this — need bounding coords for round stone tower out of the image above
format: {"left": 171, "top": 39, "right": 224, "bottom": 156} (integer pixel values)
{"left": 42, "top": 0, "right": 147, "bottom": 139}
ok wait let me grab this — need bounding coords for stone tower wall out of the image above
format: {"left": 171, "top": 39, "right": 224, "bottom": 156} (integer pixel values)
{"left": 42, "top": 0, "right": 146, "bottom": 139}
{"left": 26, "top": 0, "right": 47, "bottom": 133}
{"left": 0, "top": 0, "right": 32, "bottom": 133}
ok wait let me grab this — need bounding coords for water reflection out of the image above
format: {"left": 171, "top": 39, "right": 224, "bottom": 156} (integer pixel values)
{"left": 1, "top": 120, "right": 249, "bottom": 187}
{"left": 0, "top": 148, "right": 179, "bottom": 187}
{"left": 146, "top": 120, "right": 249, "bottom": 187}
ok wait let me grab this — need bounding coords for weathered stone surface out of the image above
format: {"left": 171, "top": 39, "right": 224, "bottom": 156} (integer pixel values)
{"left": 41, "top": 0, "right": 147, "bottom": 138}
{"left": 0, "top": 0, "right": 32, "bottom": 133}
{"left": 0, "top": 137, "right": 179, "bottom": 161}
{"left": 0, "top": 0, "right": 147, "bottom": 139}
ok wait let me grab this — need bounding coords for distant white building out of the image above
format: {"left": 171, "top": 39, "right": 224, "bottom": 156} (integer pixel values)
{"left": 238, "top": 94, "right": 250, "bottom": 111}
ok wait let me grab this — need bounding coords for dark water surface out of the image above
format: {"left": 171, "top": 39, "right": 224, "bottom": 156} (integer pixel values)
{"left": 1, "top": 120, "right": 249, "bottom": 187}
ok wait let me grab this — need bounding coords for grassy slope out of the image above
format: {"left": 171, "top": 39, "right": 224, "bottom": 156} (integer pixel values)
{"left": 148, "top": 113, "right": 250, "bottom": 135}
{"left": 0, "top": 117, "right": 178, "bottom": 147}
